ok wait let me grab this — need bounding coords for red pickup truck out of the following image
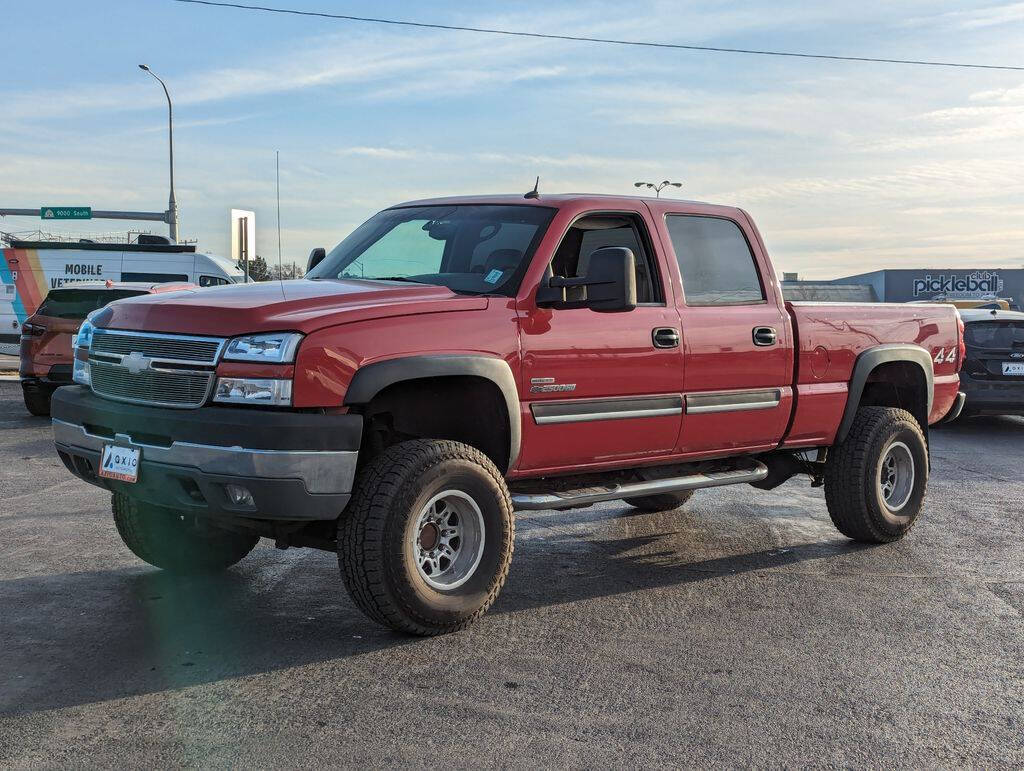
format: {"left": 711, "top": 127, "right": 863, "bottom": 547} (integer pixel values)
{"left": 51, "top": 194, "right": 965, "bottom": 635}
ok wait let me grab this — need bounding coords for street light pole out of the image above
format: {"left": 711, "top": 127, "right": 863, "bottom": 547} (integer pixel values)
{"left": 634, "top": 180, "right": 683, "bottom": 198}
{"left": 139, "top": 64, "right": 178, "bottom": 242}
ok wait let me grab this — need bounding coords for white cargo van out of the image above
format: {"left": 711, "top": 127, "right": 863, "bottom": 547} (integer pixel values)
{"left": 1, "top": 240, "right": 244, "bottom": 354}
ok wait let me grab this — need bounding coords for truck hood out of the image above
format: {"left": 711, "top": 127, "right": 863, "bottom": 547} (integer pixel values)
{"left": 95, "top": 279, "right": 488, "bottom": 337}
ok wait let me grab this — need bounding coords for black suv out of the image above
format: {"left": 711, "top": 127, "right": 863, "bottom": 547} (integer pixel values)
{"left": 959, "top": 308, "right": 1024, "bottom": 417}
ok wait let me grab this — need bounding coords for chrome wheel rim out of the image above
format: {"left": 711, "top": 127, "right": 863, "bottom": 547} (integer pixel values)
{"left": 412, "top": 490, "right": 486, "bottom": 591}
{"left": 878, "top": 440, "right": 915, "bottom": 512}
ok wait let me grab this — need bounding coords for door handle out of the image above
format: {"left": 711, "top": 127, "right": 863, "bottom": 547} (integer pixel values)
{"left": 752, "top": 326, "right": 777, "bottom": 346}
{"left": 652, "top": 327, "right": 680, "bottom": 348}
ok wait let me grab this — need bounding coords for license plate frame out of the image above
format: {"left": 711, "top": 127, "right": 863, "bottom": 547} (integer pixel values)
{"left": 1002, "top": 362, "right": 1024, "bottom": 376}
{"left": 98, "top": 444, "right": 140, "bottom": 483}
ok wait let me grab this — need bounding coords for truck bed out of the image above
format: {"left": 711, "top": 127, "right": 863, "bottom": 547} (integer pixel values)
{"left": 783, "top": 301, "right": 962, "bottom": 447}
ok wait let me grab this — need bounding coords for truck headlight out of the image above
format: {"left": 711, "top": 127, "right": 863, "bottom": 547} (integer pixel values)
{"left": 72, "top": 318, "right": 95, "bottom": 386}
{"left": 222, "top": 332, "right": 303, "bottom": 363}
{"left": 213, "top": 378, "right": 292, "bottom": 406}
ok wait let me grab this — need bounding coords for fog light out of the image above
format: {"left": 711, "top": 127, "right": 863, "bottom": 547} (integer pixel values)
{"left": 213, "top": 377, "right": 292, "bottom": 406}
{"left": 72, "top": 357, "right": 91, "bottom": 386}
{"left": 224, "top": 484, "right": 255, "bottom": 507}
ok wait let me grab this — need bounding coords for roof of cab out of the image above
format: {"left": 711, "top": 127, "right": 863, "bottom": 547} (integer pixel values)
{"left": 390, "top": 192, "right": 740, "bottom": 214}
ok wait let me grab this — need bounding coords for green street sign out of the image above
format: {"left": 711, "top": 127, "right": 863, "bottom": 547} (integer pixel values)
{"left": 40, "top": 206, "right": 92, "bottom": 220}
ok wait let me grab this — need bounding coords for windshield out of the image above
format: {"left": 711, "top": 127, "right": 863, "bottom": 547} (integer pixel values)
{"left": 308, "top": 205, "right": 555, "bottom": 295}
{"left": 36, "top": 289, "right": 146, "bottom": 319}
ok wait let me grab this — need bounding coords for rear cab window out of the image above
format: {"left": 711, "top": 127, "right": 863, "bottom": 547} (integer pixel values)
{"left": 35, "top": 289, "right": 146, "bottom": 319}
{"left": 665, "top": 215, "right": 765, "bottom": 306}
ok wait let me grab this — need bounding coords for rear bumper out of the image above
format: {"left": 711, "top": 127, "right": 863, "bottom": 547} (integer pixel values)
{"left": 21, "top": 364, "right": 73, "bottom": 390}
{"left": 959, "top": 376, "right": 1024, "bottom": 415}
{"left": 936, "top": 391, "right": 966, "bottom": 424}
{"left": 51, "top": 386, "right": 363, "bottom": 521}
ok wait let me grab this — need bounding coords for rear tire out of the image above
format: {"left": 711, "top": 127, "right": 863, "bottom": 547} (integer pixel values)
{"left": 824, "top": 407, "right": 928, "bottom": 543}
{"left": 22, "top": 386, "right": 51, "bottom": 417}
{"left": 338, "top": 439, "right": 514, "bottom": 636}
{"left": 112, "top": 493, "right": 258, "bottom": 573}
{"left": 623, "top": 490, "right": 694, "bottom": 512}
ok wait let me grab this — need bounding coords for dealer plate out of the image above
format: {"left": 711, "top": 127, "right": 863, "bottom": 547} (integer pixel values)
{"left": 1003, "top": 362, "right": 1024, "bottom": 376}
{"left": 98, "top": 444, "right": 140, "bottom": 483}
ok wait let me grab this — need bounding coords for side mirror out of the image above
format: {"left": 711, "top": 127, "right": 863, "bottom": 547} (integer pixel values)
{"left": 307, "top": 247, "right": 326, "bottom": 274}
{"left": 536, "top": 246, "right": 638, "bottom": 312}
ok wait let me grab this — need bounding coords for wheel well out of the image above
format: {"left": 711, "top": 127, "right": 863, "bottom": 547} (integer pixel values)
{"left": 354, "top": 376, "right": 512, "bottom": 472}
{"left": 859, "top": 361, "right": 929, "bottom": 430}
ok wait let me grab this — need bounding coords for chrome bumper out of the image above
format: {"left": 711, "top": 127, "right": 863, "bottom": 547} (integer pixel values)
{"left": 53, "top": 419, "right": 357, "bottom": 495}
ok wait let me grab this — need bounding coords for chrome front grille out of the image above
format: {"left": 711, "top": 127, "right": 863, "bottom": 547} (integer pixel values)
{"left": 90, "top": 362, "right": 215, "bottom": 406}
{"left": 88, "top": 330, "right": 226, "bottom": 409}
{"left": 92, "top": 331, "right": 222, "bottom": 363}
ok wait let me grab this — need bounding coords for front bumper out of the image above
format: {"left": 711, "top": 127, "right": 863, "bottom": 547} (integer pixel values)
{"left": 52, "top": 386, "right": 363, "bottom": 521}
{"left": 959, "top": 376, "right": 1024, "bottom": 416}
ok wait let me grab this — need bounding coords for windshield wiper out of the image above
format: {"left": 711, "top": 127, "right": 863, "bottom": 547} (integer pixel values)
{"left": 363, "top": 276, "right": 428, "bottom": 284}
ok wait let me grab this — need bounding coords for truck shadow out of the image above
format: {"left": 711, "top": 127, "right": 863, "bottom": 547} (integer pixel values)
{"left": 497, "top": 525, "right": 863, "bottom": 616}
{"left": 935, "top": 414, "right": 1024, "bottom": 435}
{"left": 1, "top": 523, "right": 868, "bottom": 716}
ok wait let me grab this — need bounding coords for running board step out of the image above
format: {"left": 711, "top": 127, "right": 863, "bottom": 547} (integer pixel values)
{"left": 511, "top": 460, "right": 769, "bottom": 511}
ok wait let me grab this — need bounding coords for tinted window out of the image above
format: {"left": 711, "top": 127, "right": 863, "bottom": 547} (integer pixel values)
{"left": 199, "top": 275, "right": 231, "bottom": 287}
{"left": 121, "top": 272, "right": 188, "bottom": 283}
{"left": 666, "top": 215, "right": 764, "bottom": 306}
{"left": 308, "top": 205, "right": 555, "bottom": 295}
{"left": 550, "top": 214, "right": 661, "bottom": 303}
{"left": 36, "top": 289, "right": 146, "bottom": 319}
{"left": 469, "top": 222, "right": 540, "bottom": 273}
{"left": 965, "top": 322, "right": 1024, "bottom": 348}
{"left": 354, "top": 219, "right": 446, "bottom": 277}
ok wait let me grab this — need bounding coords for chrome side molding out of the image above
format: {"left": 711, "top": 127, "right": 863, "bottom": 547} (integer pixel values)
{"left": 685, "top": 388, "right": 782, "bottom": 414}
{"left": 531, "top": 394, "right": 683, "bottom": 425}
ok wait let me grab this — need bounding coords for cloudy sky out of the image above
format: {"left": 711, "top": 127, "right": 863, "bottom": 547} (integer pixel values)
{"left": 2, "top": 0, "right": 1023, "bottom": 278}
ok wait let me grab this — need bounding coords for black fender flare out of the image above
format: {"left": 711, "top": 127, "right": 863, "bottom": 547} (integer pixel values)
{"left": 836, "top": 344, "right": 934, "bottom": 443}
{"left": 343, "top": 354, "right": 521, "bottom": 469}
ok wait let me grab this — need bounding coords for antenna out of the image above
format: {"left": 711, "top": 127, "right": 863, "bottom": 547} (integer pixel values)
{"left": 524, "top": 176, "right": 540, "bottom": 199}
{"left": 277, "top": 150, "right": 285, "bottom": 298}
{"left": 276, "top": 150, "right": 283, "bottom": 273}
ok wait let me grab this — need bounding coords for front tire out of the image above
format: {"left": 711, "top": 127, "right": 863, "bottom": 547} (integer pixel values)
{"left": 112, "top": 493, "right": 259, "bottom": 573}
{"left": 824, "top": 407, "right": 928, "bottom": 543}
{"left": 338, "top": 439, "right": 514, "bottom": 636}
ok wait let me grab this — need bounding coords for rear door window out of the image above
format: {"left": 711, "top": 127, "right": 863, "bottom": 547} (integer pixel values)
{"left": 666, "top": 215, "right": 764, "bottom": 306}
{"left": 36, "top": 289, "right": 146, "bottom": 319}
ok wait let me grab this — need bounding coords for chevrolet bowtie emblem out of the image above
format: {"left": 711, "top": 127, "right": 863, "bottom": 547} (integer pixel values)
{"left": 120, "top": 351, "right": 154, "bottom": 375}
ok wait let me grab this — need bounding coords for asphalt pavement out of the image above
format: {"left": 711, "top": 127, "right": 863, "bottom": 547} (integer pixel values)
{"left": 1, "top": 380, "right": 1022, "bottom": 767}
{"left": 0, "top": 355, "right": 18, "bottom": 376}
